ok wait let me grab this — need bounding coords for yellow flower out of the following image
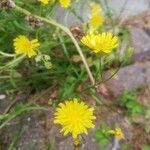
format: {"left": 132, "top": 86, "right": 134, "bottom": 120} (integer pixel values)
{"left": 59, "top": 0, "right": 71, "bottom": 8}
{"left": 38, "top": 0, "right": 70, "bottom": 8}
{"left": 13, "top": 35, "right": 40, "bottom": 58}
{"left": 89, "top": 15, "right": 104, "bottom": 31}
{"left": 54, "top": 98, "right": 96, "bottom": 138}
{"left": 90, "top": 3, "right": 102, "bottom": 15}
{"left": 108, "top": 128, "right": 124, "bottom": 139}
{"left": 88, "top": 3, "right": 104, "bottom": 32}
{"left": 81, "top": 32, "right": 119, "bottom": 53}
{"left": 38, "top": 0, "right": 50, "bottom": 5}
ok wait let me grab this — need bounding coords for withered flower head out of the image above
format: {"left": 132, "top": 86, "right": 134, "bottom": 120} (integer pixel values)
{"left": 25, "top": 15, "right": 43, "bottom": 28}
{"left": 0, "top": 0, "right": 15, "bottom": 9}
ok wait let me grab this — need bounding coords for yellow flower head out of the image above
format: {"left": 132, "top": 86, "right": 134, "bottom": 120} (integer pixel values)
{"left": 81, "top": 32, "right": 119, "bottom": 53}
{"left": 108, "top": 128, "right": 124, "bottom": 139}
{"left": 88, "top": 3, "right": 104, "bottom": 32}
{"left": 89, "top": 15, "right": 104, "bottom": 31}
{"left": 13, "top": 35, "right": 40, "bottom": 58}
{"left": 38, "top": 0, "right": 70, "bottom": 8}
{"left": 38, "top": 0, "right": 50, "bottom": 5}
{"left": 90, "top": 3, "right": 102, "bottom": 16}
{"left": 59, "top": 0, "right": 71, "bottom": 8}
{"left": 54, "top": 98, "right": 96, "bottom": 138}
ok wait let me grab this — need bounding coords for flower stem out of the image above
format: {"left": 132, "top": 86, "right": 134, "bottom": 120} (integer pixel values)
{"left": 99, "top": 55, "right": 103, "bottom": 81}
{"left": 0, "top": 55, "right": 25, "bottom": 71}
{"left": 0, "top": 51, "right": 16, "bottom": 57}
{"left": 14, "top": 5, "right": 95, "bottom": 85}
{"left": 5, "top": 55, "right": 26, "bottom": 68}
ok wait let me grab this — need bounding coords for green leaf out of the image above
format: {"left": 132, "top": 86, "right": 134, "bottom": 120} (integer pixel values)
{"left": 99, "top": 138, "right": 109, "bottom": 147}
{"left": 142, "top": 145, "right": 150, "bottom": 150}
{"left": 132, "top": 105, "right": 143, "bottom": 114}
{"left": 11, "top": 70, "right": 22, "bottom": 78}
{"left": 0, "top": 114, "right": 9, "bottom": 121}
{"left": 95, "top": 132, "right": 105, "bottom": 140}
{"left": 126, "top": 101, "right": 136, "bottom": 109}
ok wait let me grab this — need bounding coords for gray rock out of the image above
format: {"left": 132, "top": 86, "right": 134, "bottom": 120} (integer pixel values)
{"left": 129, "top": 27, "right": 150, "bottom": 62}
{"left": 101, "top": 0, "right": 150, "bottom": 17}
{"left": 105, "top": 61, "right": 150, "bottom": 96}
{"left": 130, "top": 27, "right": 150, "bottom": 53}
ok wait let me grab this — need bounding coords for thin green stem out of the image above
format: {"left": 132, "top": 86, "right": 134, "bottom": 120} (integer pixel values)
{"left": 99, "top": 56, "right": 103, "bottom": 81}
{"left": 69, "top": 7, "right": 83, "bottom": 23}
{"left": 0, "top": 107, "right": 49, "bottom": 130}
{"left": 14, "top": 5, "right": 95, "bottom": 85}
{"left": 81, "top": 61, "right": 124, "bottom": 92}
{"left": 6, "top": 55, "right": 25, "bottom": 67}
{"left": 0, "top": 76, "right": 10, "bottom": 79}
{"left": 117, "top": 0, "right": 128, "bottom": 19}
{"left": 0, "top": 51, "right": 16, "bottom": 57}
{"left": 90, "top": 88, "right": 122, "bottom": 115}
{"left": 57, "top": 31, "right": 79, "bottom": 76}
{"left": 104, "top": 0, "right": 115, "bottom": 29}
{"left": 0, "top": 55, "right": 25, "bottom": 71}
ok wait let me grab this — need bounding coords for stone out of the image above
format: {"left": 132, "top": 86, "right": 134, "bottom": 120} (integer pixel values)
{"left": 104, "top": 62, "right": 150, "bottom": 96}
{"left": 129, "top": 27, "right": 150, "bottom": 62}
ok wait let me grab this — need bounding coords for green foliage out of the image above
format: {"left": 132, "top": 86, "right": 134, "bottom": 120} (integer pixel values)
{"left": 0, "top": 6, "right": 89, "bottom": 98}
{"left": 0, "top": 113, "right": 10, "bottom": 121}
{"left": 8, "top": 126, "right": 24, "bottom": 150}
{"left": 119, "top": 91, "right": 143, "bottom": 115}
{"left": 142, "top": 145, "right": 150, "bottom": 150}
{"left": 0, "top": 2, "right": 131, "bottom": 98}
{"left": 120, "top": 47, "right": 134, "bottom": 65}
{"left": 94, "top": 123, "right": 111, "bottom": 148}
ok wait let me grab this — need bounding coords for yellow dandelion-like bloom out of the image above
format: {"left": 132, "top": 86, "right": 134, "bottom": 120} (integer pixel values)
{"left": 54, "top": 98, "right": 96, "bottom": 138}
{"left": 13, "top": 35, "right": 40, "bottom": 58}
{"left": 59, "top": 0, "right": 71, "bottom": 8}
{"left": 38, "top": 0, "right": 50, "bottom": 5}
{"left": 81, "top": 32, "right": 119, "bottom": 53}
{"left": 88, "top": 3, "right": 104, "bottom": 32}
{"left": 89, "top": 15, "right": 104, "bottom": 30}
{"left": 90, "top": 3, "right": 102, "bottom": 15}
{"left": 108, "top": 128, "right": 124, "bottom": 139}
